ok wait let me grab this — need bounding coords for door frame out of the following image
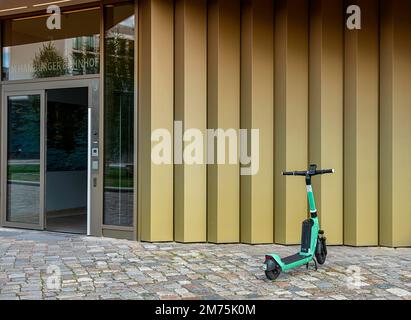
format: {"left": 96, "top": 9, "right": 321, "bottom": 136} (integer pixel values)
{"left": 0, "top": 75, "right": 100, "bottom": 235}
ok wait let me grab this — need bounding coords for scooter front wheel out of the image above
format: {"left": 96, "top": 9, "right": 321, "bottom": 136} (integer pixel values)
{"left": 315, "top": 236, "right": 327, "bottom": 265}
{"left": 265, "top": 269, "right": 281, "bottom": 281}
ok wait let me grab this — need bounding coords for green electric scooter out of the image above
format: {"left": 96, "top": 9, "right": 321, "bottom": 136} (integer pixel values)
{"left": 263, "top": 164, "right": 334, "bottom": 280}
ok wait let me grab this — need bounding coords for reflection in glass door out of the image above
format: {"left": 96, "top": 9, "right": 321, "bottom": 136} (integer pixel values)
{"left": 4, "top": 93, "right": 45, "bottom": 229}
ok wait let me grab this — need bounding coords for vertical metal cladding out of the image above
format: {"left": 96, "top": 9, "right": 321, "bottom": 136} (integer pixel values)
{"left": 138, "top": 0, "right": 174, "bottom": 242}
{"left": 344, "top": 0, "right": 379, "bottom": 247}
{"left": 309, "top": 0, "right": 344, "bottom": 245}
{"left": 274, "top": 0, "right": 309, "bottom": 245}
{"left": 206, "top": 0, "right": 241, "bottom": 244}
{"left": 134, "top": 0, "right": 409, "bottom": 247}
{"left": 380, "top": 0, "right": 411, "bottom": 248}
{"left": 174, "top": 0, "right": 207, "bottom": 243}
{"left": 240, "top": 0, "right": 274, "bottom": 244}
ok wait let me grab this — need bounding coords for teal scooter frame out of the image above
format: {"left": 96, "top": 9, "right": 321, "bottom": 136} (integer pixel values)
{"left": 263, "top": 164, "right": 334, "bottom": 280}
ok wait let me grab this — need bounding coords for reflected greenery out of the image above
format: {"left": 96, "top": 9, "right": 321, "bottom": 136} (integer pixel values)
{"left": 7, "top": 164, "right": 40, "bottom": 183}
{"left": 104, "top": 167, "right": 133, "bottom": 188}
{"left": 33, "top": 42, "right": 69, "bottom": 78}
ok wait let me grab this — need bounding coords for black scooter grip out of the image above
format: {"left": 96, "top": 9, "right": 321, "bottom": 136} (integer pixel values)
{"left": 283, "top": 171, "right": 308, "bottom": 176}
{"left": 317, "top": 169, "right": 335, "bottom": 174}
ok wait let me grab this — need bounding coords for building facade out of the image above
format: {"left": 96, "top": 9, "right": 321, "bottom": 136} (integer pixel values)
{"left": 0, "top": 0, "right": 410, "bottom": 247}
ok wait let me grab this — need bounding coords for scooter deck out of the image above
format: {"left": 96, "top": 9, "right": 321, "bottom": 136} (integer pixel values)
{"left": 282, "top": 254, "right": 310, "bottom": 266}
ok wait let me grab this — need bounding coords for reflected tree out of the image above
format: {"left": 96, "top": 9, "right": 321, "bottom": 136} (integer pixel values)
{"left": 71, "top": 36, "right": 100, "bottom": 75}
{"left": 32, "top": 42, "right": 68, "bottom": 78}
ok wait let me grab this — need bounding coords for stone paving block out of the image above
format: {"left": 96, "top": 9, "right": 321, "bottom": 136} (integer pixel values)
{"left": 386, "top": 288, "right": 410, "bottom": 297}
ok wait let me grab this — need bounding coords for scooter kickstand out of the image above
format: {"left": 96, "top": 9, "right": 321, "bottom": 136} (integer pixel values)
{"left": 306, "top": 260, "right": 318, "bottom": 271}
{"left": 313, "top": 259, "right": 318, "bottom": 271}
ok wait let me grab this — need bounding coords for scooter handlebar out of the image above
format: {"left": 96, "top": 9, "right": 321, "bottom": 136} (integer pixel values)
{"left": 282, "top": 169, "right": 335, "bottom": 176}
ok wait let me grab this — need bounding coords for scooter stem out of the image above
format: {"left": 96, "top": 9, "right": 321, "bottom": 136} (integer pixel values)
{"left": 305, "top": 175, "right": 318, "bottom": 218}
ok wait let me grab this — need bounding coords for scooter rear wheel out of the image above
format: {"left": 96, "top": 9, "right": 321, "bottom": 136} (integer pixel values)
{"left": 264, "top": 258, "right": 282, "bottom": 280}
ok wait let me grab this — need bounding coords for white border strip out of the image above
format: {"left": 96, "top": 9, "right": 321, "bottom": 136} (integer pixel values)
{"left": 87, "top": 107, "right": 91, "bottom": 236}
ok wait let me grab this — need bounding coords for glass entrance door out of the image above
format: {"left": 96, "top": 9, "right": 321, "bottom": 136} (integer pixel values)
{"left": 2, "top": 91, "right": 45, "bottom": 229}
{"left": 1, "top": 76, "right": 100, "bottom": 235}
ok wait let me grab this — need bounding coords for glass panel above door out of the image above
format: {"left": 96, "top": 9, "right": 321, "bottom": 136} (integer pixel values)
{"left": 2, "top": 7, "right": 100, "bottom": 81}
{"left": 7, "top": 95, "right": 42, "bottom": 225}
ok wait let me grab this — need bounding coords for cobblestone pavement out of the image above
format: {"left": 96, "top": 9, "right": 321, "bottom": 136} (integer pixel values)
{"left": 0, "top": 227, "right": 410, "bottom": 300}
